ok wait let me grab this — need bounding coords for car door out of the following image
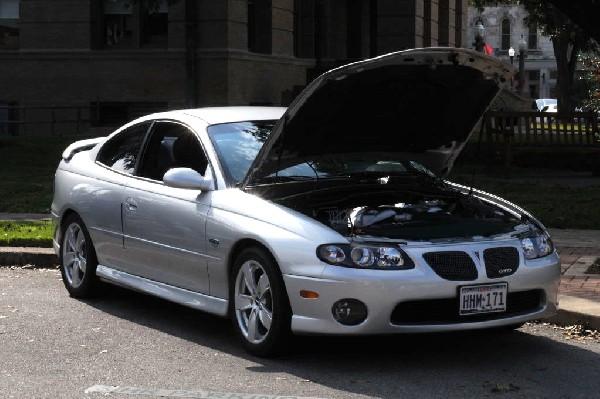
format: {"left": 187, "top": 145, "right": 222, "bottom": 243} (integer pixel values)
{"left": 92, "top": 121, "right": 151, "bottom": 269}
{"left": 120, "top": 120, "right": 212, "bottom": 294}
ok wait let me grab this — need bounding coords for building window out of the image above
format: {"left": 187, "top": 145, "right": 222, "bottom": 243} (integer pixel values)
{"left": 102, "top": 0, "right": 167, "bottom": 48}
{"left": 0, "top": 102, "right": 18, "bottom": 136}
{"left": 142, "top": 0, "right": 168, "bottom": 47}
{"left": 501, "top": 18, "right": 511, "bottom": 50}
{"left": 293, "top": 0, "right": 316, "bottom": 58}
{"left": 0, "top": 0, "right": 19, "bottom": 49}
{"left": 528, "top": 24, "right": 537, "bottom": 50}
{"left": 248, "top": 0, "right": 272, "bottom": 54}
{"left": 104, "top": 0, "right": 133, "bottom": 47}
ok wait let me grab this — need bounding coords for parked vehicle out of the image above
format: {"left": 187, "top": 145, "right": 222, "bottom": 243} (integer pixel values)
{"left": 534, "top": 98, "right": 558, "bottom": 112}
{"left": 52, "top": 48, "right": 560, "bottom": 356}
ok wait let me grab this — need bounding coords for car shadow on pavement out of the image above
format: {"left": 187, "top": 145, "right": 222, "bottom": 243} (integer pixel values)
{"left": 84, "top": 284, "right": 600, "bottom": 398}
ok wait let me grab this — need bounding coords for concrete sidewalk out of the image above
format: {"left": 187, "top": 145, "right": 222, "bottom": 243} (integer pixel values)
{"left": 0, "top": 215, "right": 598, "bottom": 329}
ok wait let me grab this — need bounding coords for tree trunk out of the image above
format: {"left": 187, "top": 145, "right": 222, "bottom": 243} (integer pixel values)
{"left": 550, "top": 7, "right": 579, "bottom": 113}
{"left": 553, "top": 36, "right": 580, "bottom": 112}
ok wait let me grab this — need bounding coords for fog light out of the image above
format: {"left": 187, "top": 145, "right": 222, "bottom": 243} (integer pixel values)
{"left": 331, "top": 299, "right": 368, "bottom": 326}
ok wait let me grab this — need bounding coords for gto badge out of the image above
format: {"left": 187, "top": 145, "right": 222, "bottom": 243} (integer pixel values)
{"left": 498, "top": 268, "right": 513, "bottom": 275}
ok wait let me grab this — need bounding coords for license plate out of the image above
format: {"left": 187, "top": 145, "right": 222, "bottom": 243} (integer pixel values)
{"left": 459, "top": 283, "right": 507, "bottom": 316}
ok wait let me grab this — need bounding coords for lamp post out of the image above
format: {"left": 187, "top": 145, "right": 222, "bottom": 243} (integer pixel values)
{"left": 518, "top": 35, "right": 527, "bottom": 94}
{"left": 508, "top": 47, "right": 515, "bottom": 90}
{"left": 474, "top": 21, "right": 485, "bottom": 52}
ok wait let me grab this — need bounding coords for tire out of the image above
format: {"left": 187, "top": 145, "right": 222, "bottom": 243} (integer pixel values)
{"left": 230, "top": 247, "right": 292, "bottom": 357}
{"left": 59, "top": 214, "right": 100, "bottom": 298}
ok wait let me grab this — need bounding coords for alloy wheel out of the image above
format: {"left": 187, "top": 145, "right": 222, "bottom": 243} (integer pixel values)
{"left": 234, "top": 260, "right": 274, "bottom": 344}
{"left": 62, "top": 222, "right": 88, "bottom": 289}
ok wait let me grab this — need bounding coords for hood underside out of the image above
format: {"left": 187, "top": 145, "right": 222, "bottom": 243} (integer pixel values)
{"left": 243, "top": 48, "right": 513, "bottom": 186}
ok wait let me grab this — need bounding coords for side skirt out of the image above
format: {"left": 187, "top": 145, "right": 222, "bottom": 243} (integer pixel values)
{"left": 96, "top": 265, "right": 229, "bottom": 317}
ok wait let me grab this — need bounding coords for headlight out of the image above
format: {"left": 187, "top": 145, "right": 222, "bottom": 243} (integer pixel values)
{"left": 520, "top": 231, "right": 554, "bottom": 259}
{"left": 317, "top": 244, "right": 414, "bottom": 270}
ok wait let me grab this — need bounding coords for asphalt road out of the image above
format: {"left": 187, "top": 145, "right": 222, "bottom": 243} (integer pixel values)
{"left": 1, "top": 266, "right": 599, "bottom": 399}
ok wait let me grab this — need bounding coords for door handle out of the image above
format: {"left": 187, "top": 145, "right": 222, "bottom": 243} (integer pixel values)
{"left": 124, "top": 197, "right": 138, "bottom": 212}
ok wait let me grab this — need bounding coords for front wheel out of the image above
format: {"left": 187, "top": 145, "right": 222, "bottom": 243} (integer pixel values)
{"left": 230, "top": 247, "right": 291, "bottom": 357}
{"left": 59, "top": 214, "right": 100, "bottom": 298}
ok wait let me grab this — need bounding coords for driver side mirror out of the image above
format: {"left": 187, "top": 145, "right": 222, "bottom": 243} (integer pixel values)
{"left": 163, "top": 167, "right": 214, "bottom": 191}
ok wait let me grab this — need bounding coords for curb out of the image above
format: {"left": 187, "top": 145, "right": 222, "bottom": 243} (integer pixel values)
{"left": 0, "top": 247, "right": 58, "bottom": 269}
{"left": 548, "top": 296, "right": 600, "bottom": 331}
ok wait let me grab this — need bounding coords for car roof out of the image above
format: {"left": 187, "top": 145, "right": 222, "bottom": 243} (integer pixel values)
{"left": 168, "top": 106, "right": 287, "bottom": 125}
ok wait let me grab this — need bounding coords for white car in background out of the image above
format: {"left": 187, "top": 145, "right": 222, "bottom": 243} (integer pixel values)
{"left": 534, "top": 98, "right": 558, "bottom": 112}
{"left": 52, "top": 48, "right": 560, "bottom": 357}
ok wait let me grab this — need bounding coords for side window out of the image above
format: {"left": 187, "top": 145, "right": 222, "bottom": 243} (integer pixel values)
{"left": 137, "top": 121, "right": 208, "bottom": 181}
{"left": 97, "top": 122, "right": 150, "bottom": 174}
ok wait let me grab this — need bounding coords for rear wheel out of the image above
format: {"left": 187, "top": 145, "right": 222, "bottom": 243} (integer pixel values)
{"left": 59, "top": 214, "right": 100, "bottom": 298}
{"left": 230, "top": 247, "right": 291, "bottom": 357}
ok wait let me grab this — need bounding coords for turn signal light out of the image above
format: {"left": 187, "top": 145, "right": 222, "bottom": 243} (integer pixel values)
{"left": 300, "top": 290, "right": 319, "bottom": 299}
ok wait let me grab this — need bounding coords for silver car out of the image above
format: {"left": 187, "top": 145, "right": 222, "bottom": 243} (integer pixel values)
{"left": 52, "top": 48, "right": 560, "bottom": 357}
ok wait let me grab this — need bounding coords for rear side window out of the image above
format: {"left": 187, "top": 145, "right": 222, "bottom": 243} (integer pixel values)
{"left": 97, "top": 122, "right": 150, "bottom": 174}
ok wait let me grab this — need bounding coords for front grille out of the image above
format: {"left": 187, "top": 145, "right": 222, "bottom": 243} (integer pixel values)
{"left": 484, "top": 247, "right": 520, "bottom": 278}
{"left": 390, "top": 290, "right": 543, "bottom": 325}
{"left": 423, "top": 251, "right": 477, "bottom": 281}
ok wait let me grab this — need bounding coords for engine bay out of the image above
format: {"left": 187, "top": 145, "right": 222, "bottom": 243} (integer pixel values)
{"left": 262, "top": 178, "right": 524, "bottom": 241}
{"left": 311, "top": 195, "right": 521, "bottom": 240}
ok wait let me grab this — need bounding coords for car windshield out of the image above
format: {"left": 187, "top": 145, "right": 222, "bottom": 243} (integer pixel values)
{"left": 208, "top": 121, "right": 437, "bottom": 187}
{"left": 208, "top": 121, "right": 275, "bottom": 185}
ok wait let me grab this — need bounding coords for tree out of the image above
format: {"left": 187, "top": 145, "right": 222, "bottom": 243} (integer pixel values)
{"left": 544, "top": 1, "right": 600, "bottom": 45}
{"left": 520, "top": 1, "right": 596, "bottom": 112}
{"left": 578, "top": 54, "right": 600, "bottom": 112}
{"left": 470, "top": 0, "right": 598, "bottom": 111}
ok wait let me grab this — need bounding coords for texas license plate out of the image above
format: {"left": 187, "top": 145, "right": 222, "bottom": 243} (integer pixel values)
{"left": 459, "top": 283, "right": 507, "bottom": 316}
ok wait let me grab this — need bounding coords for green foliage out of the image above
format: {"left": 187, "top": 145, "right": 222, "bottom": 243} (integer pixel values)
{"left": 578, "top": 53, "right": 600, "bottom": 111}
{"left": 0, "top": 221, "right": 53, "bottom": 247}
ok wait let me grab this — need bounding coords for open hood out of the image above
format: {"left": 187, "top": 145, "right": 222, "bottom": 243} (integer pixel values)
{"left": 242, "top": 48, "right": 513, "bottom": 187}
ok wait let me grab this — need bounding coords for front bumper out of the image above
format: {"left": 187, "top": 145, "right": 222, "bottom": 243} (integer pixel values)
{"left": 283, "top": 242, "right": 560, "bottom": 335}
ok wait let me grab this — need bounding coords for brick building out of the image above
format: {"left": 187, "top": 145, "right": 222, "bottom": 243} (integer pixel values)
{"left": 0, "top": 0, "right": 469, "bottom": 135}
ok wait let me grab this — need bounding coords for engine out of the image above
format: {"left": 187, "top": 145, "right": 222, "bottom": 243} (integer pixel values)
{"left": 311, "top": 195, "right": 521, "bottom": 241}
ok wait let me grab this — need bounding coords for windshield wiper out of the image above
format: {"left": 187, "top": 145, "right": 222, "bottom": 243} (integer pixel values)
{"left": 255, "top": 175, "right": 317, "bottom": 184}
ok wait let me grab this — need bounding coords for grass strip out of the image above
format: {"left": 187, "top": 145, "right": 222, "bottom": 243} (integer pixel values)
{"left": 0, "top": 220, "right": 53, "bottom": 247}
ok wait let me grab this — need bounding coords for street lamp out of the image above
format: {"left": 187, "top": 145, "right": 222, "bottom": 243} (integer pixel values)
{"left": 518, "top": 35, "right": 527, "bottom": 94}
{"left": 508, "top": 47, "right": 515, "bottom": 65}
{"left": 473, "top": 21, "right": 485, "bottom": 52}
